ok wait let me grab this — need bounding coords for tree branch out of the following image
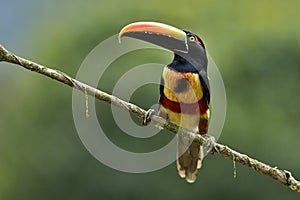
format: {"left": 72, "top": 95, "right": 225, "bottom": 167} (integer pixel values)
{"left": 0, "top": 44, "right": 299, "bottom": 194}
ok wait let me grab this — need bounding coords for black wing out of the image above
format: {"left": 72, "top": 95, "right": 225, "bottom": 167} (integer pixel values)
{"left": 199, "top": 70, "right": 210, "bottom": 107}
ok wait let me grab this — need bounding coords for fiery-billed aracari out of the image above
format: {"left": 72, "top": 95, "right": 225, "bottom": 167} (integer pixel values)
{"left": 119, "top": 22, "right": 210, "bottom": 183}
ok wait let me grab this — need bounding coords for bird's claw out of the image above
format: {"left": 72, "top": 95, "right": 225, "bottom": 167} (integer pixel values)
{"left": 210, "top": 147, "right": 217, "bottom": 155}
{"left": 143, "top": 109, "right": 155, "bottom": 126}
{"left": 202, "top": 135, "right": 216, "bottom": 154}
{"left": 284, "top": 170, "right": 292, "bottom": 186}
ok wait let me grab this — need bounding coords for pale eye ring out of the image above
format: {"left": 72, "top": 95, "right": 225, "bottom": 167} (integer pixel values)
{"left": 189, "top": 36, "right": 196, "bottom": 41}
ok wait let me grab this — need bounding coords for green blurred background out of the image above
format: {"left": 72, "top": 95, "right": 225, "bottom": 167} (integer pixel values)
{"left": 1, "top": 0, "right": 300, "bottom": 199}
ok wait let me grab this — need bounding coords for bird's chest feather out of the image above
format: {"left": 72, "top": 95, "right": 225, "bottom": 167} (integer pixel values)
{"left": 162, "top": 67, "right": 203, "bottom": 103}
{"left": 159, "top": 67, "right": 205, "bottom": 130}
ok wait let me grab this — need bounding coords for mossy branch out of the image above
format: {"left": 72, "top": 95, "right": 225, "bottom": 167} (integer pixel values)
{"left": 0, "top": 44, "right": 299, "bottom": 194}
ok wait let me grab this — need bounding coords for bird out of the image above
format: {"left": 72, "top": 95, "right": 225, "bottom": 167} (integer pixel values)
{"left": 119, "top": 22, "right": 210, "bottom": 183}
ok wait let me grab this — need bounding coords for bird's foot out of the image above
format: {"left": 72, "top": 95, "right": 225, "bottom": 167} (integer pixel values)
{"left": 210, "top": 147, "right": 217, "bottom": 155}
{"left": 284, "top": 170, "right": 292, "bottom": 186}
{"left": 142, "top": 109, "right": 155, "bottom": 126}
{"left": 202, "top": 135, "right": 216, "bottom": 155}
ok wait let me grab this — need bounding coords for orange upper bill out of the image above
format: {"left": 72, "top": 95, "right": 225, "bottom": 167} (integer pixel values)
{"left": 119, "top": 21, "right": 186, "bottom": 43}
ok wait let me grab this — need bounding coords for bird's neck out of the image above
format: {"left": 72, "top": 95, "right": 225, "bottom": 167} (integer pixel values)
{"left": 168, "top": 54, "right": 199, "bottom": 73}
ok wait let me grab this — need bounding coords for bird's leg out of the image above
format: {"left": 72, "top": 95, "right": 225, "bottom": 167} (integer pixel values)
{"left": 142, "top": 109, "right": 155, "bottom": 126}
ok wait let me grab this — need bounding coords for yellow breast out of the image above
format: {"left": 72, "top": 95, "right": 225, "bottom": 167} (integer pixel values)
{"left": 162, "top": 67, "right": 203, "bottom": 104}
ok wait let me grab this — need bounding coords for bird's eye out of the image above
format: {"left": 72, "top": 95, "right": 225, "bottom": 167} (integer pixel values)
{"left": 189, "top": 36, "right": 196, "bottom": 42}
